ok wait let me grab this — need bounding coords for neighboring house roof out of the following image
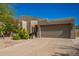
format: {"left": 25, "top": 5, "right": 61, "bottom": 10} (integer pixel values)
{"left": 17, "top": 15, "right": 47, "bottom": 22}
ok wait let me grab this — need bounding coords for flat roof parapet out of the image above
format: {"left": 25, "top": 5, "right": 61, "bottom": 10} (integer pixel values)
{"left": 39, "top": 17, "right": 74, "bottom": 25}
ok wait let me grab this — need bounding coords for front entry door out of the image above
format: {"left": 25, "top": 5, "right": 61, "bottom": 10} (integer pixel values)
{"left": 30, "top": 21, "right": 38, "bottom": 37}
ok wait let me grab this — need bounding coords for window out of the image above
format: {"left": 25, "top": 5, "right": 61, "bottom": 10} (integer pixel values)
{"left": 31, "top": 21, "right": 38, "bottom": 26}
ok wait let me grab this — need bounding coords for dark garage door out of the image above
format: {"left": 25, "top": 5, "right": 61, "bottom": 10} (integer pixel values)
{"left": 41, "top": 24, "right": 71, "bottom": 38}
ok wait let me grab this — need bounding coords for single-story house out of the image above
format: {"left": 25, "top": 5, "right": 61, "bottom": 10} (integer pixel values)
{"left": 18, "top": 16, "right": 75, "bottom": 39}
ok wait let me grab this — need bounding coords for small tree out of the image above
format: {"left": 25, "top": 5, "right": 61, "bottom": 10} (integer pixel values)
{"left": 0, "top": 4, "right": 18, "bottom": 36}
{"left": 19, "top": 28, "right": 29, "bottom": 39}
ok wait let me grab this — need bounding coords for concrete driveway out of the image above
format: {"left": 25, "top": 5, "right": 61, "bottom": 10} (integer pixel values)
{"left": 0, "top": 38, "right": 78, "bottom": 56}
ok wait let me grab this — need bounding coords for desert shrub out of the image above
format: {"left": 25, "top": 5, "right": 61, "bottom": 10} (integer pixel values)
{"left": 76, "top": 30, "right": 79, "bottom": 37}
{"left": 19, "top": 28, "right": 29, "bottom": 39}
{"left": 12, "top": 33, "right": 20, "bottom": 40}
{"left": 77, "top": 32, "right": 79, "bottom": 37}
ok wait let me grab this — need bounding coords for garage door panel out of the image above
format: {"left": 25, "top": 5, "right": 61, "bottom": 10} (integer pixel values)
{"left": 41, "top": 25, "right": 71, "bottom": 38}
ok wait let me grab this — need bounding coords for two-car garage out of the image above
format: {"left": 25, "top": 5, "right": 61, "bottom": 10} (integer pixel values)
{"left": 40, "top": 24, "right": 71, "bottom": 38}
{"left": 39, "top": 18, "right": 75, "bottom": 39}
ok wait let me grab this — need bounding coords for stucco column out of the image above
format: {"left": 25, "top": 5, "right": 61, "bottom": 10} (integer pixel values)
{"left": 70, "top": 22, "right": 76, "bottom": 39}
{"left": 70, "top": 26, "right": 75, "bottom": 39}
{"left": 70, "top": 18, "right": 76, "bottom": 39}
{"left": 38, "top": 24, "right": 41, "bottom": 38}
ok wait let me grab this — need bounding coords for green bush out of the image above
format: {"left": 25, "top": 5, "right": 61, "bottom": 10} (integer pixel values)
{"left": 12, "top": 33, "right": 20, "bottom": 40}
{"left": 19, "top": 28, "right": 29, "bottom": 39}
{"left": 12, "top": 28, "right": 29, "bottom": 40}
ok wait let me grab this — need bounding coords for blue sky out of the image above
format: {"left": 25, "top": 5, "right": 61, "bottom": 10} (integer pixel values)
{"left": 13, "top": 3, "right": 79, "bottom": 25}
